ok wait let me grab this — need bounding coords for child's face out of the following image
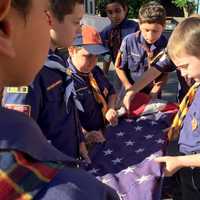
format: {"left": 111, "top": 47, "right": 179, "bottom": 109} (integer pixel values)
{"left": 106, "top": 3, "right": 127, "bottom": 26}
{"left": 172, "top": 52, "right": 200, "bottom": 82}
{"left": 50, "top": 3, "right": 84, "bottom": 48}
{"left": 70, "top": 48, "right": 97, "bottom": 73}
{"left": 140, "top": 23, "right": 164, "bottom": 44}
{"left": 0, "top": 0, "right": 50, "bottom": 86}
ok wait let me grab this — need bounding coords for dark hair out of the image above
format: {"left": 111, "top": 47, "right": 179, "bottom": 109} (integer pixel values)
{"left": 168, "top": 17, "right": 200, "bottom": 60}
{"left": 105, "top": 0, "right": 127, "bottom": 10}
{"left": 49, "top": 0, "right": 84, "bottom": 22}
{"left": 11, "top": 0, "right": 31, "bottom": 19}
{"left": 139, "top": 1, "right": 166, "bottom": 26}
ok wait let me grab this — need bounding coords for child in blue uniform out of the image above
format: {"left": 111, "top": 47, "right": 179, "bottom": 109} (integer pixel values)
{"left": 154, "top": 17, "right": 200, "bottom": 200}
{"left": 115, "top": 1, "right": 168, "bottom": 101}
{"left": 68, "top": 25, "right": 118, "bottom": 143}
{"left": 122, "top": 49, "right": 195, "bottom": 111}
{"left": 2, "top": 0, "right": 89, "bottom": 161}
{"left": 0, "top": 1, "right": 119, "bottom": 199}
{"left": 100, "top": 0, "right": 139, "bottom": 73}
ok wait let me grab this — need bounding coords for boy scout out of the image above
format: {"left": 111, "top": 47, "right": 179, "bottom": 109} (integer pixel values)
{"left": 3, "top": 0, "right": 89, "bottom": 161}
{"left": 68, "top": 25, "right": 118, "bottom": 143}
{"left": 0, "top": 0, "right": 120, "bottom": 199}
{"left": 115, "top": 1, "right": 168, "bottom": 101}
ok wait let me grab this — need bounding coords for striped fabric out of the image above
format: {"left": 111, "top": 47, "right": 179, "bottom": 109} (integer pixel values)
{"left": 168, "top": 82, "right": 200, "bottom": 141}
{"left": 88, "top": 73, "right": 108, "bottom": 117}
{"left": 0, "top": 150, "right": 63, "bottom": 199}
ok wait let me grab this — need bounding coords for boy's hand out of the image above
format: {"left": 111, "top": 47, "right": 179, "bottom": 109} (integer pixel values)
{"left": 79, "top": 142, "right": 91, "bottom": 164}
{"left": 85, "top": 130, "right": 106, "bottom": 144}
{"left": 154, "top": 156, "right": 182, "bottom": 177}
{"left": 123, "top": 90, "right": 135, "bottom": 111}
{"left": 149, "top": 92, "right": 158, "bottom": 99}
{"left": 105, "top": 108, "right": 118, "bottom": 126}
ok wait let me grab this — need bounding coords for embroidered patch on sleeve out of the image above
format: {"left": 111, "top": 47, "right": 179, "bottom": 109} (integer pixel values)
{"left": 6, "top": 86, "right": 28, "bottom": 94}
{"left": 4, "top": 104, "right": 31, "bottom": 116}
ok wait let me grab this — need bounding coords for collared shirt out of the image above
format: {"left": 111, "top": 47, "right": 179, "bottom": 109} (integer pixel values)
{"left": 0, "top": 107, "right": 119, "bottom": 200}
{"left": 68, "top": 59, "right": 116, "bottom": 131}
{"left": 153, "top": 54, "right": 194, "bottom": 102}
{"left": 100, "top": 19, "right": 139, "bottom": 62}
{"left": 179, "top": 87, "right": 200, "bottom": 154}
{"left": 118, "top": 31, "right": 167, "bottom": 86}
{"left": 2, "top": 49, "right": 84, "bottom": 159}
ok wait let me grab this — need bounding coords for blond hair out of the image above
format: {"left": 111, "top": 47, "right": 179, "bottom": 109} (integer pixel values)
{"left": 167, "top": 17, "right": 200, "bottom": 60}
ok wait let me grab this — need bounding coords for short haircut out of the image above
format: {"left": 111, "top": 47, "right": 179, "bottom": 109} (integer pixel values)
{"left": 49, "top": 0, "right": 84, "bottom": 22}
{"left": 11, "top": 0, "right": 32, "bottom": 19}
{"left": 168, "top": 16, "right": 200, "bottom": 60}
{"left": 139, "top": 1, "right": 166, "bottom": 26}
{"left": 105, "top": 0, "right": 128, "bottom": 10}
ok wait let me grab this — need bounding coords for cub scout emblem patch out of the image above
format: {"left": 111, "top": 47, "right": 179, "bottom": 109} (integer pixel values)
{"left": 103, "top": 88, "right": 109, "bottom": 97}
{"left": 4, "top": 104, "right": 31, "bottom": 116}
{"left": 6, "top": 86, "right": 28, "bottom": 94}
{"left": 66, "top": 68, "right": 72, "bottom": 76}
{"left": 192, "top": 117, "right": 198, "bottom": 131}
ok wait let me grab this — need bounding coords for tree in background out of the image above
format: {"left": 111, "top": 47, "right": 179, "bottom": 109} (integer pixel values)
{"left": 96, "top": 0, "right": 159, "bottom": 18}
{"left": 172, "top": 0, "right": 197, "bottom": 16}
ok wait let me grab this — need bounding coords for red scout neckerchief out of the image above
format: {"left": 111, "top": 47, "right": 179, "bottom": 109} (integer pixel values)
{"left": 109, "top": 25, "right": 121, "bottom": 61}
{"left": 168, "top": 82, "right": 200, "bottom": 141}
{"left": 0, "top": 151, "right": 64, "bottom": 199}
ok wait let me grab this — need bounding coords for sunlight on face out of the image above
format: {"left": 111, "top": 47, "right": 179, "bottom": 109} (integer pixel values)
{"left": 172, "top": 52, "right": 200, "bottom": 82}
{"left": 140, "top": 23, "right": 164, "bottom": 44}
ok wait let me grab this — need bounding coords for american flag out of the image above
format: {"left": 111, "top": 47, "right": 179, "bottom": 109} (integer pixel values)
{"left": 85, "top": 110, "right": 176, "bottom": 200}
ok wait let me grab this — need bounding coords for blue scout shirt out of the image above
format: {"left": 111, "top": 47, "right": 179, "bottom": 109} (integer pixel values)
{"left": 0, "top": 107, "right": 119, "bottom": 200}
{"left": 68, "top": 59, "right": 116, "bottom": 131}
{"left": 119, "top": 31, "right": 168, "bottom": 89}
{"left": 178, "top": 86, "right": 200, "bottom": 154}
{"left": 153, "top": 53, "right": 194, "bottom": 101}
{"left": 2, "top": 49, "right": 84, "bottom": 159}
{"left": 100, "top": 19, "right": 139, "bottom": 62}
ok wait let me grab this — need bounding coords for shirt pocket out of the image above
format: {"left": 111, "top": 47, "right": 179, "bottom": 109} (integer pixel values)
{"left": 46, "top": 81, "right": 64, "bottom": 102}
{"left": 128, "top": 52, "right": 142, "bottom": 72}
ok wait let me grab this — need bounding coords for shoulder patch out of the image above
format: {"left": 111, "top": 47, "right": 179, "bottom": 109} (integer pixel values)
{"left": 6, "top": 86, "right": 28, "bottom": 94}
{"left": 4, "top": 104, "right": 31, "bottom": 116}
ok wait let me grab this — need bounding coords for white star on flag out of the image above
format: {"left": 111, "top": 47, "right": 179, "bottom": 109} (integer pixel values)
{"left": 122, "top": 166, "right": 136, "bottom": 174}
{"left": 125, "top": 118, "right": 133, "bottom": 123}
{"left": 103, "top": 149, "right": 113, "bottom": 156}
{"left": 136, "top": 175, "right": 152, "bottom": 184}
{"left": 125, "top": 140, "right": 135, "bottom": 146}
{"left": 112, "top": 158, "right": 123, "bottom": 165}
{"left": 116, "top": 132, "right": 125, "bottom": 137}
{"left": 88, "top": 168, "right": 100, "bottom": 174}
{"left": 101, "top": 178, "right": 111, "bottom": 184}
{"left": 156, "top": 139, "right": 165, "bottom": 144}
{"left": 134, "top": 126, "right": 142, "bottom": 131}
{"left": 117, "top": 192, "right": 127, "bottom": 200}
{"left": 144, "top": 134, "right": 154, "bottom": 139}
{"left": 135, "top": 148, "right": 145, "bottom": 153}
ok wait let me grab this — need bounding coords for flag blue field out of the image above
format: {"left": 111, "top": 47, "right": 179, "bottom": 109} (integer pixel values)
{"left": 85, "top": 111, "right": 176, "bottom": 200}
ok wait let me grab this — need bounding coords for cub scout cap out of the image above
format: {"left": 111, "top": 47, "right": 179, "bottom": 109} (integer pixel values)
{"left": 73, "top": 25, "right": 109, "bottom": 55}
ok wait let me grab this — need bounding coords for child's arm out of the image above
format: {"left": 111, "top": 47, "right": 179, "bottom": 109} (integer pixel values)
{"left": 149, "top": 73, "right": 169, "bottom": 99}
{"left": 123, "top": 53, "right": 176, "bottom": 110}
{"left": 105, "top": 93, "right": 118, "bottom": 126}
{"left": 155, "top": 154, "right": 200, "bottom": 177}
{"left": 115, "top": 52, "right": 132, "bottom": 90}
{"left": 123, "top": 67, "right": 161, "bottom": 110}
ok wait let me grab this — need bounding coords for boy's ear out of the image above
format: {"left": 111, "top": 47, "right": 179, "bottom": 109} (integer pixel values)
{"left": 0, "top": 0, "right": 11, "bottom": 21}
{"left": 0, "top": 0, "right": 15, "bottom": 58}
{"left": 45, "top": 10, "right": 53, "bottom": 27}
